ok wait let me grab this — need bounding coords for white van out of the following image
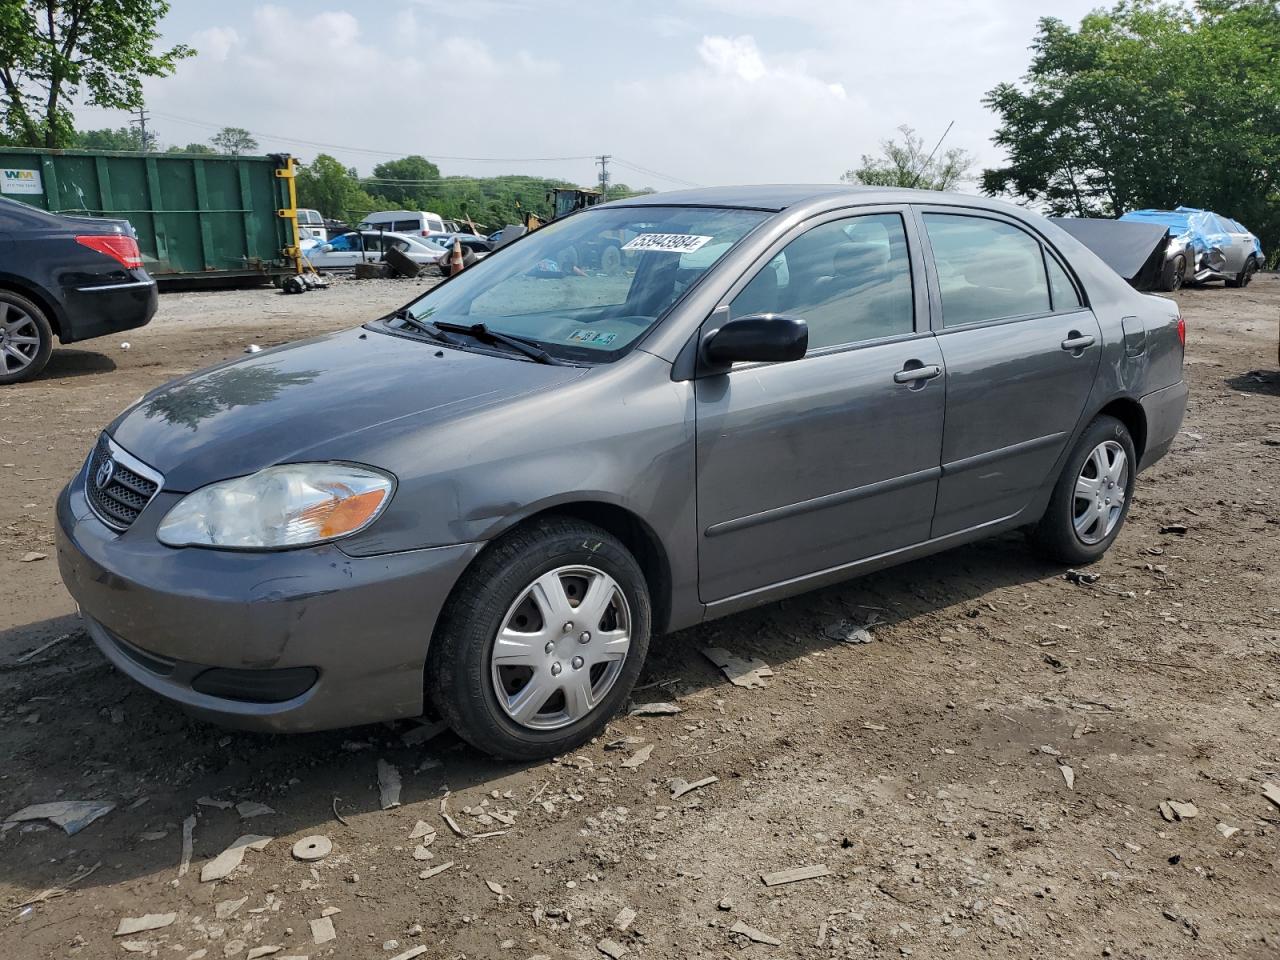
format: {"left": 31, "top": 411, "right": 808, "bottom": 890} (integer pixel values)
{"left": 295, "top": 208, "right": 328, "bottom": 241}
{"left": 359, "top": 210, "right": 448, "bottom": 238}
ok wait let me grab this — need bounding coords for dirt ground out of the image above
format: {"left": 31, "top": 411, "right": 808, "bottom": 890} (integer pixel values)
{"left": 1, "top": 274, "right": 1278, "bottom": 960}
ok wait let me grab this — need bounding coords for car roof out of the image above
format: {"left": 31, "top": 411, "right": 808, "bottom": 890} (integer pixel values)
{"left": 602, "top": 184, "right": 982, "bottom": 213}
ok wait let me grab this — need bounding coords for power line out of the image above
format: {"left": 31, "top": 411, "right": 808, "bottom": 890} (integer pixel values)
{"left": 147, "top": 110, "right": 596, "bottom": 163}
{"left": 611, "top": 157, "right": 701, "bottom": 189}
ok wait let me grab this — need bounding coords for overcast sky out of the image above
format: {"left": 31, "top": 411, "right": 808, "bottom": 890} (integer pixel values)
{"left": 76, "top": 0, "right": 1101, "bottom": 193}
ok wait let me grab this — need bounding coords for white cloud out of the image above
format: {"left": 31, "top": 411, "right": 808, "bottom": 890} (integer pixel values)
{"left": 190, "top": 26, "right": 239, "bottom": 63}
{"left": 71, "top": 0, "right": 1104, "bottom": 192}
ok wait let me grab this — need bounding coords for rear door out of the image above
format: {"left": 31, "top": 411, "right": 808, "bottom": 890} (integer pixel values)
{"left": 695, "top": 208, "right": 946, "bottom": 602}
{"left": 916, "top": 208, "right": 1101, "bottom": 537}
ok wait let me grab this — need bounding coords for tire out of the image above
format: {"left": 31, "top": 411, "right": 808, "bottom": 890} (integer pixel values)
{"left": 0, "top": 289, "right": 53, "bottom": 385}
{"left": 1030, "top": 415, "right": 1136, "bottom": 565}
{"left": 1162, "top": 253, "right": 1186, "bottom": 292}
{"left": 426, "top": 517, "right": 651, "bottom": 760}
{"left": 600, "top": 243, "right": 622, "bottom": 275}
{"left": 1225, "top": 256, "right": 1257, "bottom": 289}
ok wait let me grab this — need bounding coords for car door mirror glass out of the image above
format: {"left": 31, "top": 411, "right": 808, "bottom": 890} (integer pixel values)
{"left": 703, "top": 314, "right": 808, "bottom": 367}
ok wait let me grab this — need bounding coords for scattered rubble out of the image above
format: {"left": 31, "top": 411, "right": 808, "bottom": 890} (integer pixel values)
{"left": 1263, "top": 783, "right": 1280, "bottom": 811}
{"left": 235, "top": 801, "right": 275, "bottom": 819}
{"left": 619, "top": 744, "right": 654, "bottom": 768}
{"left": 178, "top": 814, "right": 196, "bottom": 878}
{"left": 291, "top": 835, "right": 332, "bottom": 862}
{"left": 629, "top": 702, "right": 681, "bottom": 716}
{"left": 730, "top": 920, "right": 782, "bottom": 946}
{"left": 5, "top": 800, "right": 114, "bottom": 835}
{"left": 18, "top": 551, "right": 46, "bottom": 563}
{"left": 309, "top": 916, "right": 336, "bottom": 945}
{"left": 700, "top": 647, "right": 774, "bottom": 688}
{"left": 1060, "top": 764, "right": 1075, "bottom": 790}
{"left": 760, "top": 864, "right": 831, "bottom": 886}
{"left": 377, "top": 759, "right": 402, "bottom": 809}
{"left": 597, "top": 937, "right": 629, "bottom": 959}
{"left": 670, "top": 775, "right": 718, "bottom": 799}
{"left": 418, "top": 860, "right": 454, "bottom": 880}
{"left": 1216, "top": 823, "right": 1240, "bottom": 839}
{"left": 614, "top": 906, "right": 637, "bottom": 931}
{"left": 201, "top": 835, "right": 272, "bottom": 882}
{"left": 1159, "top": 800, "right": 1199, "bottom": 822}
{"left": 114, "top": 913, "right": 176, "bottom": 936}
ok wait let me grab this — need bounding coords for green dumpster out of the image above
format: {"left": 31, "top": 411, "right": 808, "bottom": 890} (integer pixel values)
{"left": 0, "top": 147, "right": 301, "bottom": 285}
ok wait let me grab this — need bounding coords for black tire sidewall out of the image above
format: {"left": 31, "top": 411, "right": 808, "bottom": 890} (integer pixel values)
{"left": 0, "top": 290, "right": 53, "bottom": 385}
{"left": 1165, "top": 254, "right": 1185, "bottom": 292}
{"left": 429, "top": 520, "right": 651, "bottom": 760}
{"left": 1035, "top": 416, "right": 1136, "bottom": 564}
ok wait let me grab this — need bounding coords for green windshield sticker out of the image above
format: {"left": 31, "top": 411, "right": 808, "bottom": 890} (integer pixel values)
{"left": 621, "top": 233, "right": 712, "bottom": 254}
{"left": 567, "top": 329, "right": 618, "bottom": 345}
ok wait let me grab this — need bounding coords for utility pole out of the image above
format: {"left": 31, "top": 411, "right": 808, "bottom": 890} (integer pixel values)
{"left": 596, "top": 154, "right": 611, "bottom": 199}
{"left": 131, "top": 105, "right": 151, "bottom": 151}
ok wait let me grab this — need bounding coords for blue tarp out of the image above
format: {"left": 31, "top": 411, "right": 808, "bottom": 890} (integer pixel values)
{"left": 1119, "top": 206, "right": 1263, "bottom": 262}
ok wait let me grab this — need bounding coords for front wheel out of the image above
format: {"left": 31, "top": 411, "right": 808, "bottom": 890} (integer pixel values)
{"left": 1226, "top": 256, "right": 1257, "bottom": 289}
{"left": 1030, "top": 415, "right": 1136, "bottom": 565}
{"left": 427, "top": 517, "right": 651, "bottom": 760}
{"left": 1162, "top": 253, "right": 1186, "bottom": 292}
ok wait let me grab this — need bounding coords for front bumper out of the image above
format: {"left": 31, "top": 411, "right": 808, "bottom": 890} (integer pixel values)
{"left": 56, "top": 464, "right": 481, "bottom": 732}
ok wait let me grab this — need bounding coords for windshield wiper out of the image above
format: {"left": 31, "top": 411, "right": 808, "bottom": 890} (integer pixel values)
{"left": 383, "top": 307, "right": 463, "bottom": 346}
{"left": 432, "top": 321, "right": 564, "bottom": 365}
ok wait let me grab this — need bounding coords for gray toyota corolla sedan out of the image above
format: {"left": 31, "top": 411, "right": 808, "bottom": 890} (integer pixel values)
{"left": 57, "top": 186, "right": 1187, "bottom": 759}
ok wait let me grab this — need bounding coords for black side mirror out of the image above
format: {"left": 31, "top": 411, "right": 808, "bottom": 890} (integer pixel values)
{"left": 702, "top": 314, "right": 808, "bottom": 367}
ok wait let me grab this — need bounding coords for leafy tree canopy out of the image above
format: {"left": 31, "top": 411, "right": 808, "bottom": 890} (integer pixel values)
{"left": 74, "top": 125, "right": 154, "bottom": 151}
{"left": 983, "top": 0, "right": 1280, "bottom": 258}
{"left": 210, "top": 126, "right": 258, "bottom": 156}
{"left": 842, "top": 124, "right": 974, "bottom": 191}
{"left": 0, "top": 1, "right": 192, "bottom": 148}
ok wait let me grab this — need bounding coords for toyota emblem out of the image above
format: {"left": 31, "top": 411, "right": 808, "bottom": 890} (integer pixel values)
{"left": 95, "top": 458, "right": 116, "bottom": 490}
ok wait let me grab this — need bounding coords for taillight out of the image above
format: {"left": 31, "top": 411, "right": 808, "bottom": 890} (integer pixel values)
{"left": 76, "top": 234, "right": 142, "bottom": 269}
{"left": 1177, "top": 315, "right": 1186, "bottom": 346}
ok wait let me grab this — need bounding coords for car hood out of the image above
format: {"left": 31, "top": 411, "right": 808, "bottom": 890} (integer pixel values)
{"left": 108, "top": 326, "right": 587, "bottom": 491}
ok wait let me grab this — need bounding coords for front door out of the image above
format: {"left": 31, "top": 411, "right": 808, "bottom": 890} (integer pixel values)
{"left": 916, "top": 209, "right": 1102, "bottom": 537}
{"left": 695, "top": 209, "right": 946, "bottom": 603}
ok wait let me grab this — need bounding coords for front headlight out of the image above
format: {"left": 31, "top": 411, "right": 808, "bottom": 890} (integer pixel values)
{"left": 156, "top": 463, "right": 394, "bottom": 549}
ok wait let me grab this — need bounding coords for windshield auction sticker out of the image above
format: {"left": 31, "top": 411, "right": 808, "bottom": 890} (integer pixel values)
{"left": 621, "top": 233, "right": 712, "bottom": 254}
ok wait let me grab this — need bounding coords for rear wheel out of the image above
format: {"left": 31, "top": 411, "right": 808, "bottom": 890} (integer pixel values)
{"left": 0, "top": 290, "right": 53, "bottom": 385}
{"left": 1030, "top": 415, "right": 1136, "bottom": 565}
{"left": 1226, "top": 256, "right": 1257, "bottom": 288}
{"left": 427, "top": 517, "right": 651, "bottom": 760}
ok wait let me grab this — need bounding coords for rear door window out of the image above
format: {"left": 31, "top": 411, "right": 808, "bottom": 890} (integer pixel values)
{"left": 922, "top": 213, "right": 1051, "bottom": 326}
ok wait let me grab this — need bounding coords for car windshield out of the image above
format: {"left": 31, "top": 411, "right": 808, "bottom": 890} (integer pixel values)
{"left": 383, "top": 205, "right": 767, "bottom": 362}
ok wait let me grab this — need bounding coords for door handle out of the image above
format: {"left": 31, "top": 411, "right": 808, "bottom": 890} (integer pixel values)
{"left": 893, "top": 364, "right": 942, "bottom": 384}
{"left": 1061, "top": 332, "right": 1096, "bottom": 352}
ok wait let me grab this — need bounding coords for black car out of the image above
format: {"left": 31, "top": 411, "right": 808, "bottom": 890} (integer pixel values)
{"left": 0, "top": 196, "right": 158, "bottom": 384}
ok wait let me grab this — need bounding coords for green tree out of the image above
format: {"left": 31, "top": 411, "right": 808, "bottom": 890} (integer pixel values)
{"left": 982, "top": 1, "right": 1280, "bottom": 256}
{"left": 166, "top": 141, "right": 215, "bottom": 154}
{"left": 295, "top": 153, "right": 377, "bottom": 223}
{"left": 210, "top": 126, "right": 257, "bottom": 156}
{"left": 0, "top": 1, "right": 192, "bottom": 148}
{"left": 841, "top": 124, "right": 974, "bottom": 191}
{"left": 366, "top": 155, "right": 442, "bottom": 208}
{"left": 74, "top": 125, "right": 154, "bottom": 151}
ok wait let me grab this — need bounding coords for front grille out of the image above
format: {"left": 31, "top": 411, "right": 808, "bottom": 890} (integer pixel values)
{"left": 85, "top": 436, "right": 162, "bottom": 532}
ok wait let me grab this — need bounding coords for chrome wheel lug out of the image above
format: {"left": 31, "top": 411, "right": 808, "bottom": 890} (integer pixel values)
{"left": 579, "top": 631, "right": 591, "bottom": 644}
{"left": 562, "top": 621, "right": 574, "bottom": 633}
{"left": 550, "top": 662, "right": 562, "bottom": 677}
{"left": 544, "top": 641, "right": 555, "bottom": 654}
{"left": 571, "top": 655, "right": 584, "bottom": 669}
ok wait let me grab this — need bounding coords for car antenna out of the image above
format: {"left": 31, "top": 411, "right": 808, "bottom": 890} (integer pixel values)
{"left": 909, "top": 120, "right": 955, "bottom": 189}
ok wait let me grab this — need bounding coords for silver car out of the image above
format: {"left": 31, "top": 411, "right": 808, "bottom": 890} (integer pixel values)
{"left": 56, "top": 186, "right": 1188, "bottom": 759}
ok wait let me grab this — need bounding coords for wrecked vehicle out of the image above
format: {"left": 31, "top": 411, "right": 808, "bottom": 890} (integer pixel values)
{"left": 57, "top": 186, "right": 1187, "bottom": 759}
{"left": 1049, "top": 217, "right": 1190, "bottom": 292}
{"left": 303, "top": 230, "right": 447, "bottom": 270}
{"left": 1120, "top": 207, "right": 1263, "bottom": 288}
